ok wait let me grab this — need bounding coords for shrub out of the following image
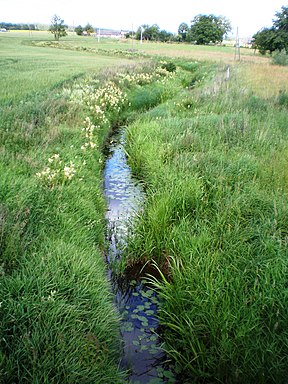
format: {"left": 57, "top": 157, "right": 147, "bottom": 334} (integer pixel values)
{"left": 272, "top": 49, "right": 288, "bottom": 66}
{"left": 278, "top": 90, "right": 288, "bottom": 107}
{"left": 161, "top": 61, "right": 176, "bottom": 73}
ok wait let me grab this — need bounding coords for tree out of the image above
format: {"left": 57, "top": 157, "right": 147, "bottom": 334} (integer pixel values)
{"left": 253, "top": 6, "right": 288, "bottom": 54}
{"left": 190, "top": 14, "right": 231, "bottom": 45}
{"left": 178, "top": 22, "right": 189, "bottom": 42}
{"left": 75, "top": 25, "right": 84, "bottom": 36}
{"left": 135, "top": 24, "right": 160, "bottom": 41}
{"left": 84, "top": 23, "right": 94, "bottom": 35}
{"left": 252, "top": 28, "right": 277, "bottom": 54}
{"left": 48, "top": 15, "right": 67, "bottom": 41}
{"left": 144, "top": 24, "right": 160, "bottom": 41}
{"left": 273, "top": 6, "right": 288, "bottom": 32}
{"left": 159, "top": 29, "right": 174, "bottom": 42}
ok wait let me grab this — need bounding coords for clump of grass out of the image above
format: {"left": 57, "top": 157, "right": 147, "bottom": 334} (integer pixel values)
{"left": 278, "top": 89, "right": 288, "bottom": 107}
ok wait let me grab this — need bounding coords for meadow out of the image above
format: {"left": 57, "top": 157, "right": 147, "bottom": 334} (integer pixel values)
{"left": 1, "top": 31, "right": 288, "bottom": 383}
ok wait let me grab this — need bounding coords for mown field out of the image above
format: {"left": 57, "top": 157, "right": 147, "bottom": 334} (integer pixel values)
{"left": 1, "top": 31, "right": 288, "bottom": 383}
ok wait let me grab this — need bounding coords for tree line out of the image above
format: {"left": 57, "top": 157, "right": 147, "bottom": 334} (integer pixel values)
{"left": 71, "top": 15, "right": 232, "bottom": 44}
{"left": 0, "top": 22, "right": 36, "bottom": 30}
{"left": 47, "top": 5, "right": 288, "bottom": 59}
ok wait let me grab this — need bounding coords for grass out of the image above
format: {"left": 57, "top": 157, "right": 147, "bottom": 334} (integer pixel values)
{"left": 1, "top": 31, "right": 288, "bottom": 383}
{"left": 0, "top": 88, "right": 127, "bottom": 383}
{"left": 239, "top": 63, "right": 288, "bottom": 98}
{"left": 0, "top": 31, "right": 181, "bottom": 383}
{"left": 123, "top": 61, "right": 288, "bottom": 382}
{"left": 0, "top": 32, "right": 131, "bottom": 103}
{"left": 0, "top": 32, "right": 143, "bottom": 383}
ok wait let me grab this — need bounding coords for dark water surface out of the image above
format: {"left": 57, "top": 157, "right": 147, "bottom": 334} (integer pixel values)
{"left": 104, "top": 129, "right": 174, "bottom": 383}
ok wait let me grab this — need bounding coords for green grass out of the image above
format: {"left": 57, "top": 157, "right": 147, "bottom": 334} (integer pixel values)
{"left": 0, "top": 32, "right": 179, "bottom": 382}
{"left": 0, "top": 32, "right": 143, "bottom": 383}
{"left": 123, "top": 62, "right": 288, "bottom": 382}
{"left": 0, "top": 88, "right": 127, "bottom": 382}
{"left": 0, "top": 32, "right": 131, "bottom": 103}
{"left": 1, "top": 31, "right": 287, "bottom": 383}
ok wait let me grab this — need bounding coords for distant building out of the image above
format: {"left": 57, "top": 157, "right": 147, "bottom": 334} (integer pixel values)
{"left": 0, "top": 28, "right": 7, "bottom": 32}
{"left": 95, "top": 29, "right": 129, "bottom": 39}
{"left": 224, "top": 36, "right": 253, "bottom": 48}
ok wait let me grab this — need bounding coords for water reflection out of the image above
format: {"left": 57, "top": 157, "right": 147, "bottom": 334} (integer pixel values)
{"left": 104, "top": 129, "right": 171, "bottom": 383}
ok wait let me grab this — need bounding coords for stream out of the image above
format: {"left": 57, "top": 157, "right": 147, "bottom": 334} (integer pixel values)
{"left": 104, "top": 128, "right": 174, "bottom": 383}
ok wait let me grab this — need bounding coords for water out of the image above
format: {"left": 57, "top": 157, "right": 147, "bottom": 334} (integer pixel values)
{"left": 104, "top": 129, "right": 173, "bottom": 383}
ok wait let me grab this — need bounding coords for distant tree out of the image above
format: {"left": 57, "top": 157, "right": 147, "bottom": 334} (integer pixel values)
{"left": 159, "top": 29, "right": 174, "bottom": 42}
{"left": 135, "top": 24, "right": 160, "bottom": 41}
{"left": 252, "top": 28, "right": 277, "bottom": 54}
{"left": 48, "top": 15, "right": 67, "bottom": 41}
{"left": 84, "top": 23, "right": 94, "bottom": 35}
{"left": 253, "top": 6, "right": 288, "bottom": 54}
{"left": 135, "top": 24, "right": 174, "bottom": 42}
{"left": 190, "top": 14, "right": 231, "bottom": 45}
{"left": 75, "top": 25, "right": 84, "bottom": 36}
{"left": 178, "top": 22, "right": 189, "bottom": 42}
{"left": 0, "top": 22, "right": 35, "bottom": 30}
{"left": 144, "top": 24, "right": 160, "bottom": 41}
{"left": 135, "top": 24, "right": 148, "bottom": 40}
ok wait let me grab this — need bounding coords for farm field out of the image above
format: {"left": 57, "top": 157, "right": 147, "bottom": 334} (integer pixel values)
{"left": 0, "top": 31, "right": 288, "bottom": 383}
{"left": 0, "top": 32, "right": 132, "bottom": 102}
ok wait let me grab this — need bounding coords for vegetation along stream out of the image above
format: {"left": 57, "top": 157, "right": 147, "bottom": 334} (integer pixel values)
{"left": 104, "top": 128, "right": 175, "bottom": 383}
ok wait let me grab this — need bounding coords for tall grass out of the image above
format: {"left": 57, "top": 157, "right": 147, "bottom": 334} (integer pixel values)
{"left": 124, "top": 62, "right": 288, "bottom": 382}
{"left": 0, "top": 32, "right": 184, "bottom": 381}
{"left": 0, "top": 86, "right": 128, "bottom": 382}
{"left": 0, "top": 34, "right": 140, "bottom": 382}
{"left": 2, "top": 31, "right": 287, "bottom": 382}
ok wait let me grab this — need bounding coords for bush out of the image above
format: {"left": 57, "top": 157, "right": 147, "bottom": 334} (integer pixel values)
{"left": 278, "top": 90, "right": 288, "bottom": 107}
{"left": 272, "top": 49, "right": 288, "bottom": 66}
{"left": 161, "top": 61, "right": 176, "bottom": 73}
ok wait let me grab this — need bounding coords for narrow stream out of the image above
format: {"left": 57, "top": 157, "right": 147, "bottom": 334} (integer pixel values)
{"left": 104, "top": 128, "right": 173, "bottom": 383}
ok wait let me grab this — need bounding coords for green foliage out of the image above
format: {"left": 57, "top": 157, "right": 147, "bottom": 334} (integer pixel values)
{"left": 136, "top": 24, "right": 160, "bottom": 41}
{"left": 253, "top": 6, "right": 288, "bottom": 54}
{"left": 75, "top": 24, "right": 84, "bottom": 36}
{"left": 272, "top": 49, "right": 288, "bottom": 65}
{"left": 135, "top": 24, "right": 174, "bottom": 42}
{"left": 85, "top": 23, "right": 95, "bottom": 35}
{"left": 274, "top": 5, "right": 288, "bottom": 31}
{"left": 161, "top": 61, "right": 176, "bottom": 72}
{"left": 278, "top": 90, "right": 288, "bottom": 107}
{"left": 190, "top": 14, "right": 231, "bottom": 45}
{"left": 252, "top": 28, "right": 278, "bottom": 55}
{"left": 178, "top": 22, "right": 189, "bottom": 42}
{"left": 128, "top": 84, "right": 165, "bottom": 111}
{"left": 0, "top": 22, "right": 35, "bottom": 30}
{"left": 48, "top": 14, "right": 67, "bottom": 41}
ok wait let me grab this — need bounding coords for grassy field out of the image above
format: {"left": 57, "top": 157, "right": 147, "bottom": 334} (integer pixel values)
{"left": 0, "top": 32, "right": 132, "bottom": 103}
{"left": 1, "top": 31, "right": 288, "bottom": 383}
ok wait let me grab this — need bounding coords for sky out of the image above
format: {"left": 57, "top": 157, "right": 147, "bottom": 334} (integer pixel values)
{"left": 1, "top": 0, "right": 287, "bottom": 37}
